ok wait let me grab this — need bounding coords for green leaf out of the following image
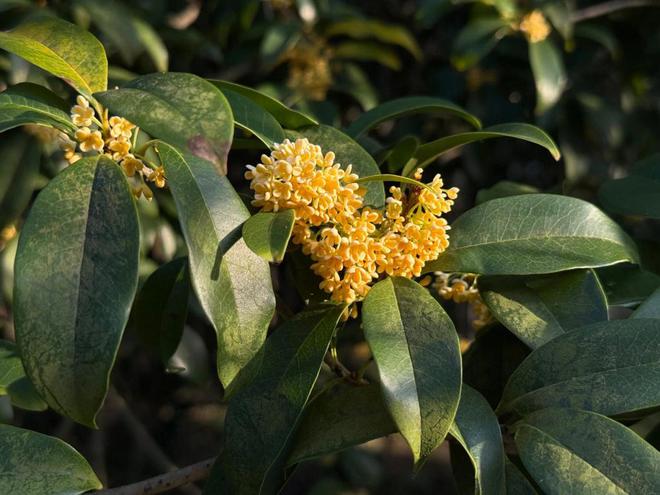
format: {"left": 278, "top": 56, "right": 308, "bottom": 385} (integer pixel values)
{"left": 0, "top": 340, "right": 46, "bottom": 412}
{"left": 0, "top": 424, "right": 102, "bottom": 494}
{"left": 0, "top": 83, "right": 76, "bottom": 134}
{"left": 362, "top": 277, "right": 462, "bottom": 466}
{"left": 220, "top": 87, "right": 285, "bottom": 147}
{"left": 498, "top": 319, "right": 660, "bottom": 418}
{"left": 480, "top": 269, "right": 608, "bottom": 349}
{"left": 96, "top": 73, "right": 233, "bottom": 174}
{"left": 14, "top": 156, "right": 139, "bottom": 427}
{"left": 425, "top": 194, "right": 639, "bottom": 276}
{"left": 529, "top": 39, "right": 567, "bottom": 114}
{"left": 325, "top": 19, "right": 422, "bottom": 60}
{"left": 0, "top": 131, "right": 40, "bottom": 230}
{"left": 408, "top": 123, "right": 560, "bottom": 174}
{"left": 157, "top": 143, "right": 275, "bottom": 388}
{"left": 346, "top": 96, "right": 481, "bottom": 138}
{"left": 210, "top": 80, "right": 317, "bottom": 129}
{"left": 131, "top": 257, "right": 190, "bottom": 364}
{"left": 476, "top": 181, "right": 540, "bottom": 205}
{"left": 0, "top": 16, "right": 107, "bottom": 95}
{"left": 287, "top": 124, "right": 385, "bottom": 207}
{"left": 333, "top": 41, "right": 403, "bottom": 70}
{"left": 204, "top": 304, "right": 346, "bottom": 495}
{"left": 504, "top": 459, "right": 538, "bottom": 495}
{"left": 449, "top": 385, "right": 506, "bottom": 495}
{"left": 451, "top": 18, "right": 511, "bottom": 71}
{"left": 288, "top": 382, "right": 396, "bottom": 465}
{"left": 633, "top": 287, "right": 660, "bottom": 319}
{"left": 599, "top": 154, "right": 660, "bottom": 219}
{"left": 598, "top": 264, "right": 660, "bottom": 306}
{"left": 515, "top": 408, "right": 660, "bottom": 494}
{"left": 242, "top": 210, "right": 295, "bottom": 263}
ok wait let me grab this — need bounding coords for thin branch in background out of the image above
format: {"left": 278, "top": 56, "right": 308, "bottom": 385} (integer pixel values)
{"left": 571, "top": 0, "right": 660, "bottom": 23}
{"left": 96, "top": 458, "right": 216, "bottom": 495}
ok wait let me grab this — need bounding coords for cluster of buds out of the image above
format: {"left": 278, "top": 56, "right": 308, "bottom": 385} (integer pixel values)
{"left": 60, "top": 96, "right": 166, "bottom": 200}
{"left": 433, "top": 272, "right": 492, "bottom": 330}
{"left": 284, "top": 39, "right": 333, "bottom": 101}
{"left": 246, "top": 138, "right": 459, "bottom": 318}
{"left": 518, "top": 10, "right": 551, "bottom": 43}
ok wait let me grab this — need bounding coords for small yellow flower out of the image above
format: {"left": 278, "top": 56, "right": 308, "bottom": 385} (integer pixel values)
{"left": 285, "top": 39, "right": 333, "bottom": 101}
{"left": 121, "top": 155, "right": 144, "bottom": 177}
{"left": 132, "top": 184, "right": 153, "bottom": 201}
{"left": 109, "top": 116, "right": 135, "bottom": 139}
{"left": 148, "top": 166, "right": 167, "bottom": 188}
{"left": 433, "top": 272, "right": 493, "bottom": 330}
{"left": 74, "top": 127, "right": 104, "bottom": 152}
{"left": 519, "top": 10, "right": 551, "bottom": 43}
{"left": 106, "top": 137, "right": 131, "bottom": 160}
{"left": 71, "top": 95, "right": 95, "bottom": 127}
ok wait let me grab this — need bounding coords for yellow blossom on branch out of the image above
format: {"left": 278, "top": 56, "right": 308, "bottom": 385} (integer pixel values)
{"left": 71, "top": 95, "right": 95, "bottom": 127}
{"left": 433, "top": 272, "right": 493, "bottom": 330}
{"left": 519, "top": 10, "right": 551, "bottom": 43}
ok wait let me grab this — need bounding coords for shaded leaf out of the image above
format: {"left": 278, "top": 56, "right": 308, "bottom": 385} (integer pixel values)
{"left": 96, "top": 73, "right": 233, "bottom": 174}
{"left": 515, "top": 408, "right": 660, "bottom": 494}
{"left": 326, "top": 19, "right": 422, "bottom": 59}
{"left": 451, "top": 18, "right": 511, "bottom": 71}
{"left": 498, "top": 319, "right": 660, "bottom": 417}
{"left": 333, "top": 41, "right": 403, "bottom": 70}
{"left": 529, "top": 39, "right": 566, "bottom": 114}
{"left": 0, "top": 340, "right": 46, "bottom": 412}
{"left": 0, "top": 83, "right": 76, "bottom": 134}
{"left": 362, "top": 277, "right": 461, "bottom": 466}
{"left": 157, "top": 143, "right": 275, "bottom": 387}
{"left": 243, "top": 210, "right": 295, "bottom": 263}
{"left": 633, "top": 287, "right": 660, "bottom": 319}
{"left": 504, "top": 459, "right": 538, "bottom": 495}
{"left": 0, "top": 424, "right": 102, "bottom": 494}
{"left": 599, "top": 154, "right": 660, "bottom": 219}
{"left": 14, "top": 156, "right": 139, "bottom": 427}
{"left": 476, "top": 181, "right": 539, "bottom": 205}
{"left": 0, "top": 16, "right": 107, "bottom": 94}
{"left": 221, "top": 87, "right": 285, "bottom": 147}
{"left": 425, "top": 194, "right": 639, "bottom": 276}
{"left": 0, "top": 131, "right": 40, "bottom": 230}
{"left": 204, "top": 304, "right": 346, "bottom": 495}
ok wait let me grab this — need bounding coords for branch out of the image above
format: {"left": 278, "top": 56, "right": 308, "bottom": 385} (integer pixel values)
{"left": 97, "top": 458, "right": 216, "bottom": 495}
{"left": 571, "top": 0, "right": 660, "bottom": 23}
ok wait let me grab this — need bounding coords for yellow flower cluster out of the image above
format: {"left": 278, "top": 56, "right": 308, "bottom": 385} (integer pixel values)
{"left": 519, "top": 10, "right": 551, "bottom": 43}
{"left": 285, "top": 40, "right": 333, "bottom": 101}
{"left": 246, "top": 138, "right": 458, "bottom": 317}
{"left": 61, "top": 96, "right": 166, "bottom": 200}
{"left": 433, "top": 272, "right": 492, "bottom": 330}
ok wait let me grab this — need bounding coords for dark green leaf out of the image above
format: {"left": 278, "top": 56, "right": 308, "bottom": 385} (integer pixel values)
{"left": 157, "top": 143, "right": 275, "bottom": 388}
{"left": 599, "top": 154, "right": 660, "bottom": 219}
{"left": 204, "top": 304, "right": 345, "bottom": 495}
{"left": 0, "top": 83, "right": 76, "bottom": 133}
{"left": 0, "top": 340, "right": 46, "bottom": 412}
{"left": 0, "top": 16, "right": 107, "bottom": 94}
{"left": 476, "top": 181, "right": 539, "bottom": 205}
{"left": 362, "top": 277, "right": 461, "bottom": 466}
{"left": 346, "top": 96, "right": 481, "bottom": 138}
{"left": 243, "top": 210, "right": 295, "bottom": 263}
{"left": 131, "top": 257, "right": 190, "bottom": 363}
{"left": 14, "top": 156, "right": 139, "bottom": 427}
{"left": 451, "top": 18, "right": 511, "bottom": 71}
{"left": 408, "top": 124, "right": 560, "bottom": 174}
{"left": 449, "top": 385, "right": 506, "bottom": 495}
{"left": 499, "top": 319, "right": 660, "bottom": 417}
{"left": 325, "top": 19, "right": 422, "bottom": 59}
{"left": 425, "top": 194, "right": 639, "bottom": 276}
{"left": 529, "top": 39, "right": 566, "bottom": 114}
{"left": 480, "top": 270, "right": 608, "bottom": 349}
{"left": 633, "top": 287, "right": 660, "bottom": 319}
{"left": 598, "top": 264, "right": 660, "bottom": 306}
{"left": 287, "top": 124, "right": 385, "bottom": 207}
{"left": 515, "top": 408, "right": 660, "bottom": 494}
{"left": 0, "top": 424, "right": 102, "bottom": 494}
{"left": 220, "top": 87, "right": 285, "bottom": 148}
{"left": 333, "top": 41, "right": 403, "bottom": 70}
{"left": 504, "top": 459, "right": 538, "bottom": 495}
{"left": 210, "top": 80, "right": 317, "bottom": 129}
{"left": 0, "top": 131, "right": 40, "bottom": 230}
{"left": 96, "top": 73, "right": 233, "bottom": 174}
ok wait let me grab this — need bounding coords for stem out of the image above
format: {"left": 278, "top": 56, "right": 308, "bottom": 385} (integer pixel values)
{"left": 96, "top": 458, "right": 216, "bottom": 495}
{"left": 571, "top": 0, "right": 660, "bottom": 22}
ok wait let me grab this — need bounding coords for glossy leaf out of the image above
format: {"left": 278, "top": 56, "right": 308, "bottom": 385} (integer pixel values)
{"left": 0, "top": 131, "right": 40, "bottom": 230}
{"left": 242, "top": 210, "right": 295, "bottom": 263}
{"left": 204, "top": 304, "right": 345, "bottom": 495}
{"left": 131, "top": 257, "right": 190, "bottom": 363}
{"left": 0, "top": 83, "right": 76, "bottom": 134}
{"left": 0, "top": 424, "right": 102, "bottom": 494}
{"left": 633, "top": 287, "right": 660, "bottom": 319}
{"left": 221, "top": 87, "right": 285, "bottom": 148}
{"left": 599, "top": 154, "right": 660, "bottom": 219}
{"left": 515, "top": 408, "right": 660, "bottom": 494}
{"left": 14, "top": 156, "right": 139, "bottom": 427}
{"left": 287, "top": 125, "right": 385, "bottom": 207}
{"left": 96, "top": 73, "right": 233, "bottom": 174}
{"left": 288, "top": 383, "right": 397, "bottom": 466}
{"left": 498, "top": 319, "right": 660, "bottom": 417}
{"left": 529, "top": 39, "right": 566, "bottom": 114}
{"left": 210, "top": 80, "right": 317, "bottom": 129}
{"left": 480, "top": 269, "right": 608, "bottom": 349}
{"left": 362, "top": 277, "right": 461, "bottom": 466}
{"left": 0, "top": 340, "right": 46, "bottom": 412}
{"left": 157, "top": 143, "right": 275, "bottom": 387}
{"left": 425, "top": 194, "right": 639, "bottom": 276}
{"left": 325, "top": 19, "right": 422, "bottom": 59}
{"left": 0, "top": 16, "right": 107, "bottom": 94}
{"left": 407, "top": 123, "right": 560, "bottom": 174}
{"left": 449, "top": 385, "right": 506, "bottom": 495}
{"left": 346, "top": 96, "right": 481, "bottom": 138}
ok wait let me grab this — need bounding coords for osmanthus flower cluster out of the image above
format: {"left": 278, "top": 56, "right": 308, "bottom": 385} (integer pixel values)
{"left": 59, "top": 96, "right": 166, "bottom": 200}
{"left": 518, "top": 10, "right": 551, "bottom": 43}
{"left": 245, "top": 138, "right": 459, "bottom": 318}
{"left": 432, "top": 272, "right": 493, "bottom": 330}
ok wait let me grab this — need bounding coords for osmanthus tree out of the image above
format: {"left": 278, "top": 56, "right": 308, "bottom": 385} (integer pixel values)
{"left": 0, "top": 15, "right": 659, "bottom": 495}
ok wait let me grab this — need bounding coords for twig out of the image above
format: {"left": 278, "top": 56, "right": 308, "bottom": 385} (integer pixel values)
{"left": 571, "top": 0, "right": 660, "bottom": 23}
{"left": 97, "top": 458, "right": 216, "bottom": 495}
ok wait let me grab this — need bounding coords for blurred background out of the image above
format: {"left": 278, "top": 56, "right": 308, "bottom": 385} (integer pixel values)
{"left": 1, "top": 1, "right": 660, "bottom": 493}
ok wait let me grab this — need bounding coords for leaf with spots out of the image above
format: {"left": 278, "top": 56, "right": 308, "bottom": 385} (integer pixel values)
{"left": 14, "top": 156, "right": 139, "bottom": 427}
{"left": 0, "top": 340, "right": 46, "bottom": 412}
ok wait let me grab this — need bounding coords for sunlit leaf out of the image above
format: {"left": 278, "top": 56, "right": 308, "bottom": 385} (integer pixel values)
{"left": 242, "top": 210, "right": 295, "bottom": 263}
